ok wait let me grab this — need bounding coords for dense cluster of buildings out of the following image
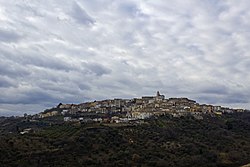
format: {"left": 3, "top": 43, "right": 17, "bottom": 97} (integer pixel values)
{"left": 38, "top": 91, "right": 245, "bottom": 123}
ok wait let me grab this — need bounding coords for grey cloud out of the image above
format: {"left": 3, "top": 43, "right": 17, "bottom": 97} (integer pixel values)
{"left": 0, "top": 63, "right": 30, "bottom": 78}
{"left": 21, "top": 90, "right": 59, "bottom": 104}
{"left": 26, "top": 56, "right": 74, "bottom": 72}
{"left": 0, "top": 56, "right": 31, "bottom": 78}
{"left": 0, "top": 48, "right": 76, "bottom": 73}
{"left": 200, "top": 85, "right": 229, "bottom": 95}
{"left": 15, "top": 2, "right": 45, "bottom": 18}
{"left": 223, "top": 95, "right": 249, "bottom": 104}
{"left": 117, "top": 1, "right": 139, "bottom": 17}
{"left": 198, "top": 93, "right": 249, "bottom": 105}
{"left": 71, "top": 2, "right": 95, "bottom": 25}
{"left": 0, "top": 77, "right": 15, "bottom": 88}
{"left": 78, "top": 83, "right": 91, "bottom": 91}
{"left": 34, "top": 78, "right": 91, "bottom": 97}
{"left": 0, "top": 29, "right": 22, "bottom": 42}
{"left": 83, "top": 62, "right": 112, "bottom": 76}
{"left": 0, "top": 89, "right": 57, "bottom": 105}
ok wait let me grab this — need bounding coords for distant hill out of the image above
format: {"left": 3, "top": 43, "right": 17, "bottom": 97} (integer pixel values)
{"left": 0, "top": 112, "right": 250, "bottom": 166}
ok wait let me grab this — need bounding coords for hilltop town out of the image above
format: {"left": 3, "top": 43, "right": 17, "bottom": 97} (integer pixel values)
{"left": 1, "top": 92, "right": 250, "bottom": 167}
{"left": 36, "top": 91, "right": 246, "bottom": 124}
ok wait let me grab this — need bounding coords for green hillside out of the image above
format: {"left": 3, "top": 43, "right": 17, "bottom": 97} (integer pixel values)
{"left": 0, "top": 113, "right": 250, "bottom": 167}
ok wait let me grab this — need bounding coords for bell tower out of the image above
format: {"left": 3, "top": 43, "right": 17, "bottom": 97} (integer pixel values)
{"left": 155, "top": 91, "right": 164, "bottom": 101}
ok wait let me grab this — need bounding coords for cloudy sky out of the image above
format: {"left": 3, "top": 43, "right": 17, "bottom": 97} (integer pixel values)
{"left": 1, "top": 0, "right": 250, "bottom": 116}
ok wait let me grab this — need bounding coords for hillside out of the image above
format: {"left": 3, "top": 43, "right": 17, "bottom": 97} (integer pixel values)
{"left": 0, "top": 112, "right": 250, "bottom": 167}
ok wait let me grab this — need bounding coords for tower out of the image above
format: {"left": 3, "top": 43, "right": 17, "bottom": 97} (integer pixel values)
{"left": 156, "top": 91, "right": 164, "bottom": 101}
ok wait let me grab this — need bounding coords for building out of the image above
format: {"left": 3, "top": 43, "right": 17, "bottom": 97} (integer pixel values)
{"left": 155, "top": 91, "right": 165, "bottom": 101}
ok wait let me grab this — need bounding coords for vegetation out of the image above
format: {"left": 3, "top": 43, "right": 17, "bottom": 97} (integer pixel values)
{"left": 0, "top": 112, "right": 250, "bottom": 167}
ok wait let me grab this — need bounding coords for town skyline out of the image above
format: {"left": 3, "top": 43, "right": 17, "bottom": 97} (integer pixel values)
{"left": 36, "top": 91, "right": 245, "bottom": 123}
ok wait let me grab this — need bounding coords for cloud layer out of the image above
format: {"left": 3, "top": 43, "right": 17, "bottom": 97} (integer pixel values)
{"left": 1, "top": 0, "right": 250, "bottom": 115}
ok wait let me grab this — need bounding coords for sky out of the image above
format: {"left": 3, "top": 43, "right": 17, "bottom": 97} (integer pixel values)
{"left": 1, "top": 0, "right": 250, "bottom": 116}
